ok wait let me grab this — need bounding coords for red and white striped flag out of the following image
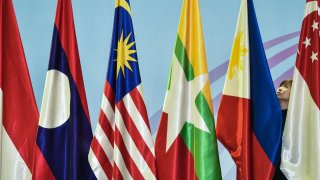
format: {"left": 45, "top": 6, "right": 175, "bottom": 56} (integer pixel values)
{"left": 88, "top": 0, "right": 157, "bottom": 179}
{"left": 0, "top": 0, "right": 39, "bottom": 179}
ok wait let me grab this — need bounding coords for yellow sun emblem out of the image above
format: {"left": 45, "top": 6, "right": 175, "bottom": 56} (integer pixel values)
{"left": 228, "top": 31, "right": 248, "bottom": 79}
{"left": 114, "top": 31, "right": 137, "bottom": 77}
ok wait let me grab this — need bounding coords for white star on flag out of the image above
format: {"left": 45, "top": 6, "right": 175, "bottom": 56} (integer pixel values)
{"left": 303, "top": 37, "right": 311, "bottom": 48}
{"left": 312, "top": 20, "right": 319, "bottom": 31}
{"left": 163, "top": 57, "right": 210, "bottom": 152}
{"left": 310, "top": 51, "right": 318, "bottom": 62}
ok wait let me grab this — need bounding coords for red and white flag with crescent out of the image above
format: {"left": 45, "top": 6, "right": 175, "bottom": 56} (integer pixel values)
{"left": 281, "top": 0, "right": 320, "bottom": 179}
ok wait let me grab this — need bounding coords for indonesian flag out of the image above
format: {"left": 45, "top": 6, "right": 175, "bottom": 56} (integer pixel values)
{"left": 216, "top": 0, "right": 283, "bottom": 179}
{"left": 280, "top": 0, "right": 320, "bottom": 179}
{"left": 0, "top": 0, "right": 39, "bottom": 179}
{"left": 155, "top": 0, "right": 222, "bottom": 179}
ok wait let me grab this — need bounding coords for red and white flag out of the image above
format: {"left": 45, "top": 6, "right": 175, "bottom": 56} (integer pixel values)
{"left": 0, "top": 0, "right": 39, "bottom": 179}
{"left": 281, "top": 0, "right": 320, "bottom": 179}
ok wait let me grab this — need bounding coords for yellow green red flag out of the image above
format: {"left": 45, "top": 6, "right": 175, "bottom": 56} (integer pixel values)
{"left": 155, "top": 0, "right": 222, "bottom": 179}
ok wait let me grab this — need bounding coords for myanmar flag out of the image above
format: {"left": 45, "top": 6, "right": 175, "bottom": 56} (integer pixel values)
{"left": 155, "top": 0, "right": 222, "bottom": 179}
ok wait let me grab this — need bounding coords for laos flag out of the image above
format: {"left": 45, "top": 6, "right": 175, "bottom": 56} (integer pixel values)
{"left": 216, "top": 0, "right": 282, "bottom": 179}
{"left": 32, "top": 0, "right": 96, "bottom": 179}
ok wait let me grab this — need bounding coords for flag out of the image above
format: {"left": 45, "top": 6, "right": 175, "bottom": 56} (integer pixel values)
{"left": 0, "top": 0, "right": 39, "bottom": 179}
{"left": 32, "top": 0, "right": 95, "bottom": 179}
{"left": 216, "top": 0, "right": 282, "bottom": 179}
{"left": 154, "top": 0, "right": 222, "bottom": 179}
{"left": 280, "top": 0, "right": 320, "bottom": 178}
{"left": 88, "top": 0, "right": 157, "bottom": 179}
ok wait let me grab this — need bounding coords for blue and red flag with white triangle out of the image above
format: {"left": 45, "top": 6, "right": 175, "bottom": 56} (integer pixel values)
{"left": 32, "top": 0, "right": 95, "bottom": 179}
{"left": 216, "top": 0, "right": 282, "bottom": 179}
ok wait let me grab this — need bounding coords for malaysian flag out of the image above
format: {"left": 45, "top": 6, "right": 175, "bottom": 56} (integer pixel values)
{"left": 88, "top": 0, "right": 157, "bottom": 179}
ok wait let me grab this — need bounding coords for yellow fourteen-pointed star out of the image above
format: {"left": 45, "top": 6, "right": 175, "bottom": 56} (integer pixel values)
{"left": 163, "top": 57, "right": 210, "bottom": 152}
{"left": 114, "top": 31, "right": 137, "bottom": 77}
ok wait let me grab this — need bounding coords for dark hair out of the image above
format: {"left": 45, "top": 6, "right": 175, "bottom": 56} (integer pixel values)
{"left": 279, "top": 80, "right": 293, "bottom": 87}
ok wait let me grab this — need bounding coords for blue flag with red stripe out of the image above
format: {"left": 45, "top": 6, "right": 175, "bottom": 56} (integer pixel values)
{"left": 248, "top": 0, "right": 282, "bottom": 168}
{"left": 32, "top": 0, "right": 96, "bottom": 179}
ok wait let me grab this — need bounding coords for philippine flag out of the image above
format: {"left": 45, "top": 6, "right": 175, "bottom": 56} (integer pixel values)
{"left": 216, "top": 0, "right": 283, "bottom": 179}
{"left": 32, "top": 0, "right": 96, "bottom": 179}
